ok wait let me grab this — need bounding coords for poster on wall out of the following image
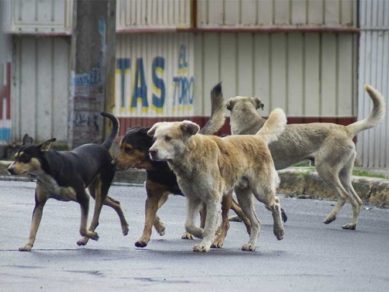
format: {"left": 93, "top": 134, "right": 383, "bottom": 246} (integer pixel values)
{"left": 115, "top": 35, "right": 195, "bottom": 118}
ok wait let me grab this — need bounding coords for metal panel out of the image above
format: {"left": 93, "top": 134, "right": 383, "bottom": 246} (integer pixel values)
{"left": 115, "top": 33, "right": 195, "bottom": 119}
{"left": 115, "top": 31, "right": 354, "bottom": 120}
{"left": 195, "top": 32, "right": 356, "bottom": 118}
{"left": 9, "top": 0, "right": 73, "bottom": 34}
{"left": 116, "top": 0, "right": 191, "bottom": 30}
{"left": 12, "top": 36, "right": 70, "bottom": 143}
{"left": 198, "top": 0, "right": 357, "bottom": 28}
{"left": 357, "top": 0, "right": 389, "bottom": 168}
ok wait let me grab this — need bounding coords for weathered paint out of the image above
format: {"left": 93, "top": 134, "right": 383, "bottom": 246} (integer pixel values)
{"left": 357, "top": 0, "right": 389, "bottom": 168}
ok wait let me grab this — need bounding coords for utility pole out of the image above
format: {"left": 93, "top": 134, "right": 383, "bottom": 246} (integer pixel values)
{"left": 69, "top": 0, "right": 116, "bottom": 148}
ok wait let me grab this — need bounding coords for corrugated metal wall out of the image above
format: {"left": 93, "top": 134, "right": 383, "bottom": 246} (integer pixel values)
{"left": 357, "top": 0, "right": 389, "bottom": 168}
{"left": 198, "top": 0, "right": 356, "bottom": 27}
{"left": 12, "top": 37, "right": 70, "bottom": 142}
{"left": 194, "top": 32, "right": 357, "bottom": 118}
{"left": 115, "top": 32, "right": 356, "bottom": 118}
{"left": 116, "top": 0, "right": 192, "bottom": 30}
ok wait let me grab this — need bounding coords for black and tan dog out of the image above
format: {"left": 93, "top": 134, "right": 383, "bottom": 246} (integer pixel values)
{"left": 8, "top": 112, "right": 129, "bottom": 251}
{"left": 115, "top": 84, "right": 246, "bottom": 248}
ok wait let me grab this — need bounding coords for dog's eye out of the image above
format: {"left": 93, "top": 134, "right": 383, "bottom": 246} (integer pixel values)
{"left": 18, "top": 154, "right": 30, "bottom": 163}
{"left": 124, "top": 147, "right": 134, "bottom": 154}
{"left": 164, "top": 135, "right": 172, "bottom": 142}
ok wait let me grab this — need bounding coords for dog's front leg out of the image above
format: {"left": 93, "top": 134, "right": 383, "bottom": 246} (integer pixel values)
{"left": 212, "top": 193, "right": 232, "bottom": 248}
{"left": 20, "top": 199, "right": 46, "bottom": 252}
{"left": 135, "top": 190, "right": 163, "bottom": 247}
{"left": 185, "top": 196, "right": 203, "bottom": 240}
{"left": 193, "top": 197, "right": 221, "bottom": 253}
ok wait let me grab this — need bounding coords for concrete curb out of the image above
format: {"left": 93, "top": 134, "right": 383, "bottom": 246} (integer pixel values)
{"left": 1, "top": 162, "right": 388, "bottom": 208}
{"left": 278, "top": 168, "right": 389, "bottom": 208}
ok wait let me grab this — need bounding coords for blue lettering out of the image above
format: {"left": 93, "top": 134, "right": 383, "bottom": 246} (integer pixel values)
{"left": 152, "top": 57, "right": 166, "bottom": 110}
{"left": 131, "top": 58, "right": 148, "bottom": 109}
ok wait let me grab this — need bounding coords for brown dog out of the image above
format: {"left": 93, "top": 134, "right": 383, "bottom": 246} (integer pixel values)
{"left": 115, "top": 84, "right": 242, "bottom": 248}
{"left": 148, "top": 108, "right": 287, "bottom": 252}
{"left": 226, "top": 85, "right": 385, "bottom": 230}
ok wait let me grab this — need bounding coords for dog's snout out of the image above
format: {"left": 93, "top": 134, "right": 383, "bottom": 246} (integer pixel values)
{"left": 149, "top": 149, "right": 158, "bottom": 160}
{"left": 8, "top": 164, "right": 16, "bottom": 175}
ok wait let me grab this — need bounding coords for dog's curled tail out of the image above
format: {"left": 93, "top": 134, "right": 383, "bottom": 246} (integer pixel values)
{"left": 256, "top": 108, "right": 287, "bottom": 144}
{"left": 101, "top": 112, "right": 119, "bottom": 150}
{"left": 347, "top": 85, "right": 385, "bottom": 137}
{"left": 200, "top": 82, "right": 226, "bottom": 135}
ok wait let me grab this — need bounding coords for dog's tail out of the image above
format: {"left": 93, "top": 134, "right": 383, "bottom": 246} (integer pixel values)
{"left": 200, "top": 82, "right": 226, "bottom": 135}
{"left": 346, "top": 85, "right": 385, "bottom": 137}
{"left": 101, "top": 112, "right": 119, "bottom": 150}
{"left": 256, "top": 108, "right": 287, "bottom": 144}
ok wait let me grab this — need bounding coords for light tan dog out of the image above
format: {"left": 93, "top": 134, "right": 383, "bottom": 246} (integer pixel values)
{"left": 226, "top": 85, "right": 385, "bottom": 230}
{"left": 147, "top": 108, "right": 287, "bottom": 252}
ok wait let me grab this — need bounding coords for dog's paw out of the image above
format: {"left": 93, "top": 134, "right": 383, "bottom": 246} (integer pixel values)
{"left": 342, "top": 223, "right": 356, "bottom": 230}
{"left": 87, "top": 231, "right": 99, "bottom": 241}
{"left": 323, "top": 216, "right": 336, "bottom": 224}
{"left": 181, "top": 232, "right": 194, "bottom": 240}
{"left": 193, "top": 243, "right": 210, "bottom": 253}
{"left": 122, "top": 224, "right": 129, "bottom": 236}
{"left": 211, "top": 237, "right": 225, "bottom": 248}
{"left": 274, "top": 227, "right": 284, "bottom": 240}
{"left": 241, "top": 243, "right": 256, "bottom": 252}
{"left": 228, "top": 215, "right": 243, "bottom": 222}
{"left": 155, "top": 223, "right": 166, "bottom": 236}
{"left": 77, "top": 238, "right": 88, "bottom": 246}
{"left": 19, "top": 245, "right": 32, "bottom": 252}
{"left": 135, "top": 240, "right": 148, "bottom": 248}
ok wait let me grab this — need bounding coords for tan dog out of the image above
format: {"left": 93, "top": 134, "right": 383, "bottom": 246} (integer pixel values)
{"left": 147, "top": 108, "right": 287, "bottom": 252}
{"left": 226, "top": 85, "right": 385, "bottom": 230}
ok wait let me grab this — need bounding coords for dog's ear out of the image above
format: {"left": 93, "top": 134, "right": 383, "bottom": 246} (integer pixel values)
{"left": 147, "top": 123, "right": 160, "bottom": 137}
{"left": 22, "top": 134, "right": 34, "bottom": 145}
{"left": 39, "top": 138, "right": 56, "bottom": 151}
{"left": 252, "top": 97, "right": 264, "bottom": 110}
{"left": 226, "top": 99, "right": 235, "bottom": 111}
{"left": 180, "top": 121, "right": 200, "bottom": 137}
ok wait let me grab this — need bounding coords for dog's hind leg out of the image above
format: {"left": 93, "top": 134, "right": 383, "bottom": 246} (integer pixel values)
{"left": 339, "top": 153, "right": 363, "bottom": 230}
{"left": 317, "top": 160, "right": 360, "bottom": 230}
{"left": 235, "top": 187, "right": 261, "bottom": 251}
{"left": 103, "top": 196, "right": 129, "bottom": 236}
{"left": 77, "top": 188, "right": 99, "bottom": 242}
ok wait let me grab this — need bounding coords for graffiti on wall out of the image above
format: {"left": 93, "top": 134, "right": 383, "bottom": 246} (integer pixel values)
{"left": 116, "top": 44, "right": 194, "bottom": 115}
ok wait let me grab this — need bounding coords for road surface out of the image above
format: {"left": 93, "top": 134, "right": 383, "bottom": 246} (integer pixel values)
{"left": 0, "top": 180, "right": 388, "bottom": 291}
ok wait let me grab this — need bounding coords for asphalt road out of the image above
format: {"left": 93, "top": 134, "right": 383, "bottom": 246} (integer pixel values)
{"left": 0, "top": 180, "right": 388, "bottom": 292}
